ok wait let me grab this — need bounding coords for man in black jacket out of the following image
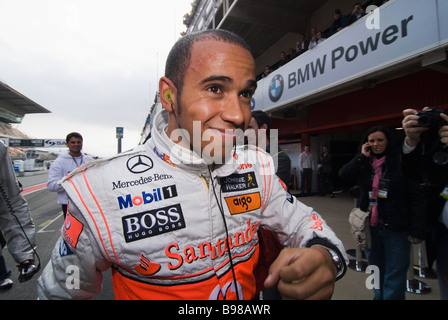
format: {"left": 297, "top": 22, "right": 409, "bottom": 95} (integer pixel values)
{"left": 402, "top": 107, "right": 448, "bottom": 300}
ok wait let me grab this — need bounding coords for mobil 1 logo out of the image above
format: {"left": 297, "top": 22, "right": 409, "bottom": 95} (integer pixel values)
{"left": 122, "top": 203, "right": 185, "bottom": 243}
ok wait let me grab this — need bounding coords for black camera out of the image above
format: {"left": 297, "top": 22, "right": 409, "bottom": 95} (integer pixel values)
{"left": 416, "top": 108, "right": 448, "bottom": 128}
{"left": 416, "top": 108, "right": 448, "bottom": 165}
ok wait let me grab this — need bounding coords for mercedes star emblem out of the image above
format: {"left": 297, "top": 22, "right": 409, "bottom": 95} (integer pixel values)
{"left": 126, "top": 155, "right": 154, "bottom": 173}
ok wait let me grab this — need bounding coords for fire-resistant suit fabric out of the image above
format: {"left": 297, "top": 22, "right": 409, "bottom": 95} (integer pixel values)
{"left": 37, "top": 110, "right": 347, "bottom": 300}
{"left": 0, "top": 141, "right": 36, "bottom": 264}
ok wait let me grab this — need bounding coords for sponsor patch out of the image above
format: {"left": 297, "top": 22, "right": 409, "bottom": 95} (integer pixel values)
{"left": 165, "top": 219, "right": 260, "bottom": 271}
{"left": 310, "top": 213, "right": 323, "bottom": 231}
{"left": 134, "top": 253, "right": 161, "bottom": 276}
{"left": 153, "top": 146, "right": 176, "bottom": 167}
{"left": 286, "top": 192, "right": 294, "bottom": 204}
{"left": 220, "top": 172, "right": 258, "bottom": 193}
{"left": 112, "top": 173, "right": 173, "bottom": 190}
{"left": 59, "top": 239, "right": 73, "bottom": 256}
{"left": 224, "top": 192, "right": 261, "bottom": 215}
{"left": 278, "top": 177, "right": 294, "bottom": 203}
{"left": 126, "top": 155, "right": 153, "bottom": 174}
{"left": 238, "top": 163, "right": 252, "bottom": 170}
{"left": 122, "top": 203, "right": 185, "bottom": 243}
{"left": 117, "top": 184, "right": 178, "bottom": 209}
{"left": 63, "top": 212, "right": 84, "bottom": 248}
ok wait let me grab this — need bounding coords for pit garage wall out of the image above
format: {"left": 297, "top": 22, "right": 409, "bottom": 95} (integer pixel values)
{"left": 273, "top": 68, "right": 448, "bottom": 139}
{"left": 275, "top": 68, "right": 448, "bottom": 193}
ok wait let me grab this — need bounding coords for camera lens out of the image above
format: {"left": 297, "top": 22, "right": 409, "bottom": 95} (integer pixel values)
{"left": 418, "top": 115, "right": 432, "bottom": 127}
{"left": 433, "top": 151, "right": 448, "bottom": 165}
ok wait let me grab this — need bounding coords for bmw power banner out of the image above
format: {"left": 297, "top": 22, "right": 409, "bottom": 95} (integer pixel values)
{"left": 252, "top": 0, "right": 448, "bottom": 112}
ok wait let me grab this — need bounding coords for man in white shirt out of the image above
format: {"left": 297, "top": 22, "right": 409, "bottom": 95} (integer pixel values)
{"left": 47, "top": 132, "right": 93, "bottom": 217}
{"left": 299, "top": 145, "right": 314, "bottom": 196}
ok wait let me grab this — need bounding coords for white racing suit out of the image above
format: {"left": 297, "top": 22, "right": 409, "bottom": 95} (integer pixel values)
{"left": 38, "top": 111, "right": 347, "bottom": 300}
{"left": 0, "top": 141, "right": 36, "bottom": 265}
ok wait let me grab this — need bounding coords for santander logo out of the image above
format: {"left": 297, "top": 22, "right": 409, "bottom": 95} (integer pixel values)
{"left": 134, "top": 253, "right": 161, "bottom": 276}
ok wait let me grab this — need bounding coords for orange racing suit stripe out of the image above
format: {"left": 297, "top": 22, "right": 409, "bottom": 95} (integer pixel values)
{"left": 111, "top": 245, "right": 260, "bottom": 300}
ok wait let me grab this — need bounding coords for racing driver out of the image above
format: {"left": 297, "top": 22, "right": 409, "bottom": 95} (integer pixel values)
{"left": 38, "top": 29, "right": 347, "bottom": 300}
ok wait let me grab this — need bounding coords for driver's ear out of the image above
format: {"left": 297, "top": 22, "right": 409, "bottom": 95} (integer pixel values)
{"left": 159, "top": 77, "right": 177, "bottom": 112}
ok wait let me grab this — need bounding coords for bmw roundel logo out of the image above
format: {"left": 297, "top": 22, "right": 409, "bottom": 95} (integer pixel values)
{"left": 126, "top": 155, "right": 153, "bottom": 174}
{"left": 268, "top": 74, "right": 284, "bottom": 102}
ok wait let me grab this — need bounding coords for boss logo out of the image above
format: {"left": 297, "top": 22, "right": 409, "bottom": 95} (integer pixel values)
{"left": 122, "top": 203, "right": 185, "bottom": 243}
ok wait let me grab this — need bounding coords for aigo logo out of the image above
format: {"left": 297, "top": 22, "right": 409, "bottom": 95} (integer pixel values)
{"left": 224, "top": 192, "right": 261, "bottom": 215}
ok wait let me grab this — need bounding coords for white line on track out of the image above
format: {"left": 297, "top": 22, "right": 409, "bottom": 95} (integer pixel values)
{"left": 38, "top": 212, "right": 64, "bottom": 233}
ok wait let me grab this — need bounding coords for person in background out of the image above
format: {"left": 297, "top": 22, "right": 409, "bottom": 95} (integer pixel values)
{"left": 346, "top": 2, "right": 366, "bottom": 26}
{"left": 329, "top": 9, "right": 347, "bottom": 36}
{"left": 0, "top": 141, "right": 38, "bottom": 288}
{"left": 297, "top": 33, "right": 309, "bottom": 55}
{"left": 318, "top": 145, "right": 334, "bottom": 198}
{"left": 47, "top": 132, "right": 93, "bottom": 217}
{"left": 262, "top": 65, "right": 272, "bottom": 78}
{"left": 402, "top": 107, "right": 448, "bottom": 300}
{"left": 339, "top": 126, "right": 426, "bottom": 299}
{"left": 278, "top": 51, "right": 290, "bottom": 67}
{"left": 299, "top": 145, "right": 314, "bottom": 196}
{"left": 308, "top": 28, "right": 326, "bottom": 50}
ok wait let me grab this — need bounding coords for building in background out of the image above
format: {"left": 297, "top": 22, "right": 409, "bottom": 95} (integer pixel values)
{"left": 144, "top": 0, "right": 448, "bottom": 191}
{"left": 0, "top": 81, "right": 51, "bottom": 158}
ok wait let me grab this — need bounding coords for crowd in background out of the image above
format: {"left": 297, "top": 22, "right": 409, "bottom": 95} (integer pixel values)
{"left": 259, "top": 0, "right": 390, "bottom": 80}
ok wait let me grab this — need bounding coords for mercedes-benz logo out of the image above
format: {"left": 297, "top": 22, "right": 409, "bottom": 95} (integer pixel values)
{"left": 126, "top": 155, "right": 153, "bottom": 174}
{"left": 268, "top": 74, "right": 284, "bottom": 102}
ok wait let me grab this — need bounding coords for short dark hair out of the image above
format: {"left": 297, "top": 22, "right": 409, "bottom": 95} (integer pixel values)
{"left": 66, "top": 132, "right": 83, "bottom": 143}
{"left": 361, "top": 126, "right": 396, "bottom": 155}
{"left": 164, "top": 29, "right": 252, "bottom": 96}
{"left": 251, "top": 110, "right": 271, "bottom": 136}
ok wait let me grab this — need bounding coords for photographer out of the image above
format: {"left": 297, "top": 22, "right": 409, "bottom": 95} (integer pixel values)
{"left": 402, "top": 107, "right": 448, "bottom": 300}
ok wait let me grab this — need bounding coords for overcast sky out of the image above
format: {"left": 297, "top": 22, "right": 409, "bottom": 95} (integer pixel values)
{"left": 0, "top": 0, "right": 191, "bottom": 157}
